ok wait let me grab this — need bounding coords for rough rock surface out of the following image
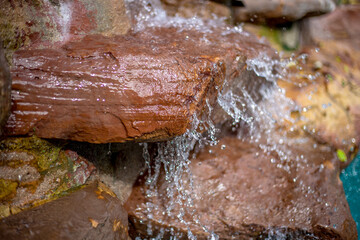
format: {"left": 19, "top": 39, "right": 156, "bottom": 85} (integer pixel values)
{"left": 0, "top": 42, "right": 11, "bottom": 135}
{"left": 280, "top": 42, "right": 360, "bottom": 164}
{"left": 0, "top": 182, "right": 130, "bottom": 240}
{"left": 301, "top": 5, "right": 360, "bottom": 49}
{"left": 277, "top": 5, "right": 360, "bottom": 163}
{"left": 5, "top": 27, "right": 275, "bottom": 143}
{"left": 0, "top": 136, "right": 96, "bottom": 219}
{"left": 0, "top": 0, "right": 130, "bottom": 54}
{"left": 233, "top": 0, "right": 336, "bottom": 24}
{"left": 242, "top": 5, "right": 360, "bottom": 162}
{"left": 125, "top": 136, "right": 357, "bottom": 239}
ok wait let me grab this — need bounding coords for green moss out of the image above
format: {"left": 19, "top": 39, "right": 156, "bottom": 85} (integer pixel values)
{"left": 0, "top": 179, "right": 18, "bottom": 200}
{"left": 0, "top": 136, "right": 95, "bottom": 218}
{"left": 259, "top": 26, "right": 282, "bottom": 50}
{"left": 0, "top": 136, "right": 62, "bottom": 171}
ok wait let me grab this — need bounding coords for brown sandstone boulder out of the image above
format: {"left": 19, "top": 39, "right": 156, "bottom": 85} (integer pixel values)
{"left": 232, "top": 0, "right": 336, "bottom": 24}
{"left": 0, "top": 42, "right": 11, "bottom": 135}
{"left": 125, "top": 136, "right": 357, "bottom": 239}
{"left": 0, "top": 0, "right": 130, "bottom": 54}
{"left": 5, "top": 27, "right": 275, "bottom": 143}
{"left": 280, "top": 41, "right": 360, "bottom": 165}
{"left": 0, "top": 182, "right": 130, "bottom": 240}
{"left": 276, "top": 5, "right": 360, "bottom": 163}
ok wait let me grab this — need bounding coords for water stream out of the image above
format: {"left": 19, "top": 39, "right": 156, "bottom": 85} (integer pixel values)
{"left": 124, "top": 1, "right": 349, "bottom": 239}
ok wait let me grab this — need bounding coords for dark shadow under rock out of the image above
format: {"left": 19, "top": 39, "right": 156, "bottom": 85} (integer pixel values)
{"left": 65, "top": 141, "right": 146, "bottom": 204}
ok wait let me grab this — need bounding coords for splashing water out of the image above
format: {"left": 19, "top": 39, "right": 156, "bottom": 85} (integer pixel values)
{"left": 125, "top": 0, "right": 320, "bottom": 238}
{"left": 125, "top": 0, "right": 244, "bottom": 34}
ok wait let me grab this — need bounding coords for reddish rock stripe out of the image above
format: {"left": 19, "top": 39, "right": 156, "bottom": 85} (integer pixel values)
{"left": 5, "top": 27, "right": 274, "bottom": 143}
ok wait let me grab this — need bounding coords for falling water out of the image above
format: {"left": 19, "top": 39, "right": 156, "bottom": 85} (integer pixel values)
{"left": 124, "top": 0, "right": 321, "bottom": 239}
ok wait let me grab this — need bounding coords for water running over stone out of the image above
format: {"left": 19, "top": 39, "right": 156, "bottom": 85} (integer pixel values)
{"left": 0, "top": 1, "right": 358, "bottom": 239}
{"left": 123, "top": 1, "right": 334, "bottom": 239}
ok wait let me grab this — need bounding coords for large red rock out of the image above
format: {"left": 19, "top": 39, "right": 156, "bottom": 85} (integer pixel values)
{"left": 125, "top": 136, "right": 357, "bottom": 239}
{"left": 0, "top": 0, "right": 130, "bottom": 52}
{"left": 5, "top": 27, "right": 275, "bottom": 143}
{"left": 0, "top": 182, "right": 130, "bottom": 240}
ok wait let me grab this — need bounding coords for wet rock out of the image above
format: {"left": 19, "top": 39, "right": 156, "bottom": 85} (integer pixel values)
{"left": 160, "top": 0, "right": 231, "bottom": 20}
{"left": 280, "top": 42, "right": 360, "bottom": 165}
{"left": 277, "top": 5, "right": 360, "bottom": 163}
{"left": 0, "top": 182, "right": 130, "bottom": 240}
{"left": 301, "top": 5, "right": 360, "bottom": 49}
{"left": 125, "top": 136, "right": 357, "bottom": 239}
{"left": 0, "top": 0, "right": 130, "bottom": 54}
{"left": 0, "top": 136, "right": 96, "bottom": 219}
{"left": 232, "top": 0, "right": 336, "bottom": 24}
{"left": 5, "top": 27, "right": 275, "bottom": 143}
{"left": 0, "top": 42, "right": 11, "bottom": 135}
{"left": 240, "top": 5, "right": 360, "bottom": 162}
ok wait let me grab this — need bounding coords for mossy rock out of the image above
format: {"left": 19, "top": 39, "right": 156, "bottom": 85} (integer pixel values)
{"left": 0, "top": 136, "right": 96, "bottom": 219}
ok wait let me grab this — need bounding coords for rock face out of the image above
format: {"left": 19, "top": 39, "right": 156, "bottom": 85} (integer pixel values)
{"left": 0, "top": 42, "right": 11, "bottom": 135}
{"left": 280, "top": 42, "right": 360, "bottom": 164}
{"left": 0, "top": 0, "right": 130, "bottom": 53}
{"left": 125, "top": 136, "right": 357, "bottom": 239}
{"left": 0, "top": 136, "right": 96, "bottom": 219}
{"left": 5, "top": 27, "right": 275, "bottom": 143}
{"left": 278, "top": 5, "right": 360, "bottom": 162}
{"left": 0, "top": 182, "right": 130, "bottom": 240}
{"left": 233, "top": 0, "right": 336, "bottom": 24}
{"left": 301, "top": 5, "right": 360, "bottom": 49}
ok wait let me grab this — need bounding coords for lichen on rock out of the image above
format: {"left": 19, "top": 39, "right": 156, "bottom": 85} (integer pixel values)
{"left": 0, "top": 136, "right": 96, "bottom": 219}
